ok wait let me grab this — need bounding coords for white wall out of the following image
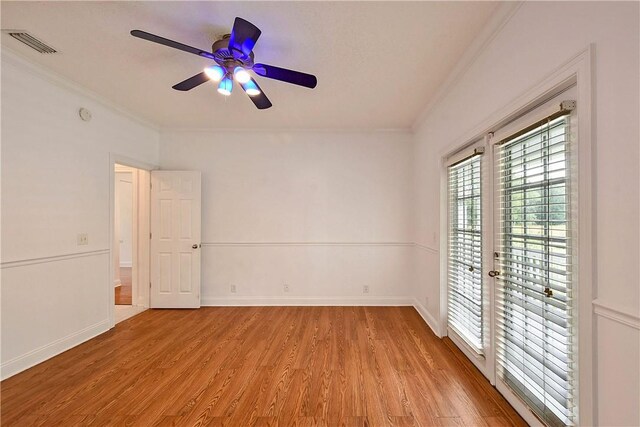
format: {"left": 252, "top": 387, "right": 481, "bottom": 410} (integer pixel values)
{"left": 160, "top": 130, "right": 414, "bottom": 305}
{"left": 1, "top": 52, "right": 159, "bottom": 379}
{"left": 411, "top": 2, "right": 640, "bottom": 425}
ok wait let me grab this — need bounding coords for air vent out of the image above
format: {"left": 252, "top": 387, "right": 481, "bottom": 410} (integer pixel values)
{"left": 3, "top": 30, "right": 57, "bottom": 54}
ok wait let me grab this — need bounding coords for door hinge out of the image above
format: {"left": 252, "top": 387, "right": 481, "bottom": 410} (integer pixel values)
{"left": 150, "top": 232, "right": 152, "bottom": 239}
{"left": 149, "top": 282, "right": 152, "bottom": 288}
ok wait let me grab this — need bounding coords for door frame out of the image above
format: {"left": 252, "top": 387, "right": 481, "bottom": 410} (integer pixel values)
{"left": 438, "top": 45, "right": 594, "bottom": 425}
{"left": 109, "top": 153, "right": 157, "bottom": 328}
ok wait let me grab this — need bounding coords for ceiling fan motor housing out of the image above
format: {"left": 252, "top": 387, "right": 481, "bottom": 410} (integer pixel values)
{"left": 211, "top": 34, "right": 254, "bottom": 71}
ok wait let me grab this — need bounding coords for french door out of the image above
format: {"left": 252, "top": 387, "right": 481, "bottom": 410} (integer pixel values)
{"left": 446, "top": 88, "right": 578, "bottom": 426}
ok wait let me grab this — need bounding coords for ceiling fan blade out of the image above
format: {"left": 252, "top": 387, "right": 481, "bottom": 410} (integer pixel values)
{"left": 130, "top": 30, "right": 215, "bottom": 60}
{"left": 228, "top": 17, "right": 261, "bottom": 58}
{"left": 253, "top": 63, "right": 317, "bottom": 89}
{"left": 242, "top": 78, "right": 272, "bottom": 109}
{"left": 172, "top": 72, "right": 209, "bottom": 91}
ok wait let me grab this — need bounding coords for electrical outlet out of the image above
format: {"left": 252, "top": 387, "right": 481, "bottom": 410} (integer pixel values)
{"left": 77, "top": 233, "right": 88, "bottom": 246}
{"left": 230, "top": 284, "right": 237, "bottom": 293}
{"left": 363, "top": 285, "right": 370, "bottom": 294}
{"left": 283, "top": 284, "right": 290, "bottom": 293}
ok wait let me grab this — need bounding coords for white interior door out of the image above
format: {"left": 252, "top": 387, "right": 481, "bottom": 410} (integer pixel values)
{"left": 150, "top": 171, "right": 202, "bottom": 308}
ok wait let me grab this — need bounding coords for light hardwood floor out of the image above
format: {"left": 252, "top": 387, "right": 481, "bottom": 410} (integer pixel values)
{"left": 115, "top": 266, "right": 132, "bottom": 305}
{"left": 0, "top": 307, "right": 526, "bottom": 426}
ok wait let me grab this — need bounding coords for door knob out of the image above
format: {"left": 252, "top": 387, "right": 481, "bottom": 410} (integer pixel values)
{"left": 192, "top": 244, "right": 200, "bottom": 249}
{"left": 488, "top": 270, "right": 500, "bottom": 277}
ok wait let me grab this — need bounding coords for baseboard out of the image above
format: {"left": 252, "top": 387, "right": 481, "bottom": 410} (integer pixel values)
{"left": 201, "top": 296, "right": 414, "bottom": 307}
{"left": 0, "top": 299, "right": 439, "bottom": 381}
{"left": 0, "top": 298, "right": 437, "bottom": 380}
{"left": 202, "top": 296, "right": 442, "bottom": 338}
{"left": 0, "top": 319, "right": 110, "bottom": 380}
{"left": 412, "top": 298, "right": 442, "bottom": 337}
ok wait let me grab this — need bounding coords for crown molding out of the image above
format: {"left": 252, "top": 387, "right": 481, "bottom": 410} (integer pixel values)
{"left": 160, "top": 126, "right": 412, "bottom": 134}
{"left": 411, "top": 1, "right": 523, "bottom": 132}
{"left": 1, "top": 47, "right": 161, "bottom": 132}
{"left": 1, "top": 2, "right": 523, "bottom": 136}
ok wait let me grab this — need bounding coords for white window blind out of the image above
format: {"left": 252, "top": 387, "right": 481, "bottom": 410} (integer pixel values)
{"left": 495, "top": 114, "right": 576, "bottom": 426}
{"left": 447, "top": 153, "right": 484, "bottom": 353}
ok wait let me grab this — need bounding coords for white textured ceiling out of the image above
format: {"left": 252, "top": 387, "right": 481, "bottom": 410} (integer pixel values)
{"left": 1, "top": 1, "right": 498, "bottom": 130}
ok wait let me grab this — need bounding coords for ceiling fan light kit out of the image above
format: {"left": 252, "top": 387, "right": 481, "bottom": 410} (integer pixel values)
{"left": 217, "top": 76, "right": 233, "bottom": 96}
{"left": 241, "top": 79, "right": 261, "bottom": 97}
{"left": 233, "top": 66, "right": 251, "bottom": 84}
{"left": 204, "top": 65, "right": 225, "bottom": 82}
{"left": 130, "top": 17, "right": 317, "bottom": 109}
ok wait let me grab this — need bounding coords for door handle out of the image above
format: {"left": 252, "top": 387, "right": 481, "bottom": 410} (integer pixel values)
{"left": 192, "top": 244, "right": 200, "bottom": 249}
{"left": 488, "top": 270, "right": 500, "bottom": 277}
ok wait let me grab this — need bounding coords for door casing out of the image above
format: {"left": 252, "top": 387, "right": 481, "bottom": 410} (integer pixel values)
{"left": 109, "top": 153, "right": 156, "bottom": 328}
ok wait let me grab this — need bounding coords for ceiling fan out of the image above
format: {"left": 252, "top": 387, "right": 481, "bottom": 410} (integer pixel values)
{"left": 131, "top": 17, "right": 317, "bottom": 110}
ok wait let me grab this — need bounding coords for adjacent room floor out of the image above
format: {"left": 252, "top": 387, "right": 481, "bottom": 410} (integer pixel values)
{"left": 0, "top": 307, "right": 524, "bottom": 426}
{"left": 114, "top": 266, "right": 144, "bottom": 324}
{"left": 115, "top": 266, "right": 132, "bottom": 305}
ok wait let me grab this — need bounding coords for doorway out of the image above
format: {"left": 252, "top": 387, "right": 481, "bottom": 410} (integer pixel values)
{"left": 113, "top": 163, "right": 150, "bottom": 323}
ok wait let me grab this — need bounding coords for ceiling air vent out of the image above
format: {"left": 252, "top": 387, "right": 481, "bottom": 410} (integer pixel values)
{"left": 3, "top": 31, "right": 57, "bottom": 54}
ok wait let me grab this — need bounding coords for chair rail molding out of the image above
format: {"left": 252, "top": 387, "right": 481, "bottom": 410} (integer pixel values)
{"left": 593, "top": 299, "right": 640, "bottom": 330}
{"left": 1, "top": 249, "right": 110, "bottom": 269}
{"left": 201, "top": 241, "right": 414, "bottom": 247}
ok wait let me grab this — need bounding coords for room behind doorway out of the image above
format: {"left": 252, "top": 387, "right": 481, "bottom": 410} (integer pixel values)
{"left": 114, "top": 163, "right": 147, "bottom": 323}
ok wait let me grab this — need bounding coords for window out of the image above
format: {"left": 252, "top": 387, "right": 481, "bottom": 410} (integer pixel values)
{"left": 447, "top": 150, "right": 484, "bottom": 353}
{"left": 494, "top": 114, "right": 576, "bottom": 426}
